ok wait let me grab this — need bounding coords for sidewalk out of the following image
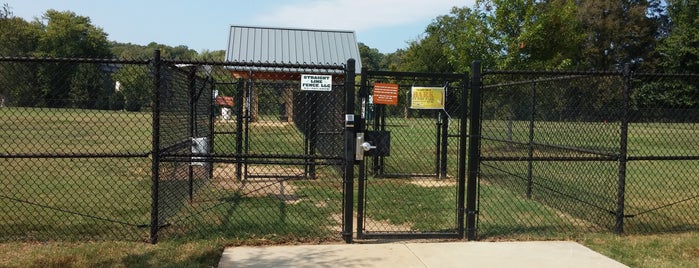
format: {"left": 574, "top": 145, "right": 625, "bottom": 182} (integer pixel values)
{"left": 218, "top": 241, "right": 628, "bottom": 268}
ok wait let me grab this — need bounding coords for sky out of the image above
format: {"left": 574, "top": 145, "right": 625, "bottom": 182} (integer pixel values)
{"left": 5, "top": 0, "right": 475, "bottom": 54}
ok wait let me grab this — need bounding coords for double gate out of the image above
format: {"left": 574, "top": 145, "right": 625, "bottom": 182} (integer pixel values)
{"left": 181, "top": 59, "right": 472, "bottom": 243}
{"left": 151, "top": 57, "right": 699, "bottom": 243}
{"left": 150, "top": 57, "right": 474, "bottom": 243}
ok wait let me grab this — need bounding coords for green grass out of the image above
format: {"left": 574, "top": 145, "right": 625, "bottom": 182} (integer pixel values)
{"left": 0, "top": 107, "right": 152, "bottom": 154}
{"left": 0, "top": 108, "right": 698, "bottom": 266}
{"left": 0, "top": 232, "right": 697, "bottom": 267}
{"left": 362, "top": 178, "right": 458, "bottom": 232}
{"left": 2, "top": 108, "right": 696, "bottom": 240}
{"left": 1, "top": 108, "right": 153, "bottom": 241}
{"left": 0, "top": 239, "right": 225, "bottom": 268}
{"left": 581, "top": 232, "right": 699, "bottom": 268}
{"left": 370, "top": 117, "right": 463, "bottom": 175}
{"left": 154, "top": 169, "right": 345, "bottom": 242}
{"left": 477, "top": 118, "right": 699, "bottom": 236}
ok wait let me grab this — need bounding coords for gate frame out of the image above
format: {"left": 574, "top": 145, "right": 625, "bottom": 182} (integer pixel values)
{"left": 465, "top": 61, "right": 481, "bottom": 240}
{"left": 354, "top": 68, "right": 469, "bottom": 240}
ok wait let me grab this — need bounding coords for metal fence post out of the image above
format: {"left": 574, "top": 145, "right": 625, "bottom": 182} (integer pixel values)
{"left": 466, "top": 61, "right": 482, "bottom": 240}
{"left": 343, "top": 58, "right": 356, "bottom": 243}
{"left": 208, "top": 77, "right": 215, "bottom": 183}
{"left": 235, "top": 80, "right": 244, "bottom": 181}
{"left": 188, "top": 67, "right": 197, "bottom": 202}
{"left": 616, "top": 63, "right": 631, "bottom": 234}
{"left": 150, "top": 49, "right": 162, "bottom": 244}
{"left": 457, "top": 72, "right": 469, "bottom": 237}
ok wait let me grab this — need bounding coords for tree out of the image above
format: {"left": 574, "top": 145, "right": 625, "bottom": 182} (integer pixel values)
{"left": 197, "top": 49, "right": 226, "bottom": 61}
{"left": 32, "top": 10, "right": 112, "bottom": 107}
{"left": 576, "top": 0, "right": 663, "bottom": 70}
{"left": 36, "top": 10, "right": 111, "bottom": 57}
{"left": 113, "top": 65, "right": 150, "bottom": 112}
{"left": 69, "top": 63, "right": 115, "bottom": 109}
{"left": 111, "top": 41, "right": 200, "bottom": 60}
{"left": 472, "top": 0, "right": 586, "bottom": 70}
{"left": 358, "top": 42, "right": 385, "bottom": 70}
{"left": 0, "top": 4, "right": 42, "bottom": 107}
{"left": 0, "top": 16, "right": 39, "bottom": 56}
{"left": 381, "top": 49, "right": 405, "bottom": 71}
{"left": 110, "top": 41, "right": 152, "bottom": 58}
{"left": 657, "top": 0, "right": 699, "bottom": 73}
{"left": 400, "top": 32, "right": 455, "bottom": 73}
{"left": 428, "top": 5, "right": 500, "bottom": 71}
{"left": 634, "top": 0, "right": 699, "bottom": 112}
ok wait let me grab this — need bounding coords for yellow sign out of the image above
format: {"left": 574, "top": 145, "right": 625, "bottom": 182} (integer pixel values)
{"left": 410, "top": 86, "right": 445, "bottom": 109}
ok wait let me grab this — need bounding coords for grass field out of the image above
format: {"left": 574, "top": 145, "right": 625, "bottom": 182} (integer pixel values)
{"left": 478, "top": 118, "right": 699, "bottom": 237}
{"left": 1, "top": 107, "right": 698, "bottom": 266}
{"left": 0, "top": 108, "right": 153, "bottom": 241}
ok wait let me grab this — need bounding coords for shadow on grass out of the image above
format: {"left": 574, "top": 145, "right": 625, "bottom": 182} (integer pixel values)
{"left": 118, "top": 244, "right": 223, "bottom": 268}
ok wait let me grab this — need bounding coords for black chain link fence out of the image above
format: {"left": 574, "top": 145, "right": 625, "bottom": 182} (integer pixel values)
{"left": 0, "top": 54, "right": 350, "bottom": 243}
{"left": 1, "top": 55, "right": 697, "bottom": 243}
{"left": 154, "top": 62, "right": 349, "bottom": 242}
{"left": 475, "top": 68, "right": 699, "bottom": 239}
{"left": 0, "top": 57, "right": 153, "bottom": 241}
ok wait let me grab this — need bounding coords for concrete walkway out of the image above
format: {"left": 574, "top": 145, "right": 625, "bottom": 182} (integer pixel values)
{"left": 218, "top": 241, "right": 628, "bottom": 268}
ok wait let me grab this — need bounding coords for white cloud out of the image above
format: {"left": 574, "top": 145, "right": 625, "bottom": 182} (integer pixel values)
{"left": 253, "top": 0, "right": 472, "bottom": 31}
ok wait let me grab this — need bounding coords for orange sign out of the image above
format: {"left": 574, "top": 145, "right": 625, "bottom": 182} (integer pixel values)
{"left": 215, "top": 96, "right": 234, "bottom": 107}
{"left": 373, "top": 83, "right": 399, "bottom": 105}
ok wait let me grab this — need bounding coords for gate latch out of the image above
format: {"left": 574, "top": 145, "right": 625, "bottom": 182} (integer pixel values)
{"left": 355, "top": 133, "right": 376, "bottom": 160}
{"left": 361, "top": 142, "right": 376, "bottom": 152}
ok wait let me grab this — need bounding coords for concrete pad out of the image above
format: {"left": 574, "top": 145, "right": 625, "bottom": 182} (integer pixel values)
{"left": 219, "top": 243, "right": 423, "bottom": 268}
{"left": 218, "top": 241, "right": 628, "bottom": 268}
{"left": 406, "top": 241, "right": 627, "bottom": 268}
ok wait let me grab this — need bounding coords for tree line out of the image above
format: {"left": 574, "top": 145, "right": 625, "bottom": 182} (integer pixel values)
{"left": 359, "top": 0, "right": 698, "bottom": 118}
{"left": 0, "top": 5, "right": 224, "bottom": 110}
{"left": 360, "top": 0, "right": 697, "bottom": 74}
{"left": 1, "top": 1, "right": 697, "bottom": 113}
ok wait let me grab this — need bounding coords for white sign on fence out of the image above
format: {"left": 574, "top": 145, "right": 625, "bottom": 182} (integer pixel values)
{"left": 301, "top": 74, "right": 332, "bottom": 91}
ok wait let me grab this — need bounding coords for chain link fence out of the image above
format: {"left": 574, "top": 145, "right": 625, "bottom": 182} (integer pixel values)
{"left": 0, "top": 57, "right": 153, "bottom": 241}
{"left": 1, "top": 55, "right": 697, "bottom": 243}
{"left": 154, "top": 61, "right": 349, "bottom": 242}
{"left": 475, "top": 68, "right": 699, "bottom": 239}
{"left": 0, "top": 55, "right": 350, "bottom": 243}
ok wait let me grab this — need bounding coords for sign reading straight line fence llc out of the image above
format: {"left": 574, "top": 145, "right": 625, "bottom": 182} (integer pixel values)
{"left": 410, "top": 86, "right": 445, "bottom": 109}
{"left": 373, "top": 83, "right": 399, "bottom": 105}
{"left": 301, "top": 74, "right": 332, "bottom": 91}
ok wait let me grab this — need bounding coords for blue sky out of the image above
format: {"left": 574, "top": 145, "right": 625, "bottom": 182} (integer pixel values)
{"left": 5, "top": 0, "right": 475, "bottom": 53}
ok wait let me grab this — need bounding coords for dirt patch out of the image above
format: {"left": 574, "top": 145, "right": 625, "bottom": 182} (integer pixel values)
{"left": 329, "top": 213, "right": 412, "bottom": 233}
{"left": 408, "top": 177, "right": 457, "bottom": 188}
{"left": 214, "top": 163, "right": 311, "bottom": 179}
{"left": 213, "top": 164, "right": 300, "bottom": 204}
{"left": 250, "top": 120, "right": 293, "bottom": 127}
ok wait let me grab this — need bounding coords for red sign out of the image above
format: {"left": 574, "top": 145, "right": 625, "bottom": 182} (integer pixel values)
{"left": 372, "top": 83, "right": 399, "bottom": 105}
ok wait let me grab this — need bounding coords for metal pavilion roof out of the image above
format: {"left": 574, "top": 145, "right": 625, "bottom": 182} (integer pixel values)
{"left": 225, "top": 25, "right": 362, "bottom": 74}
